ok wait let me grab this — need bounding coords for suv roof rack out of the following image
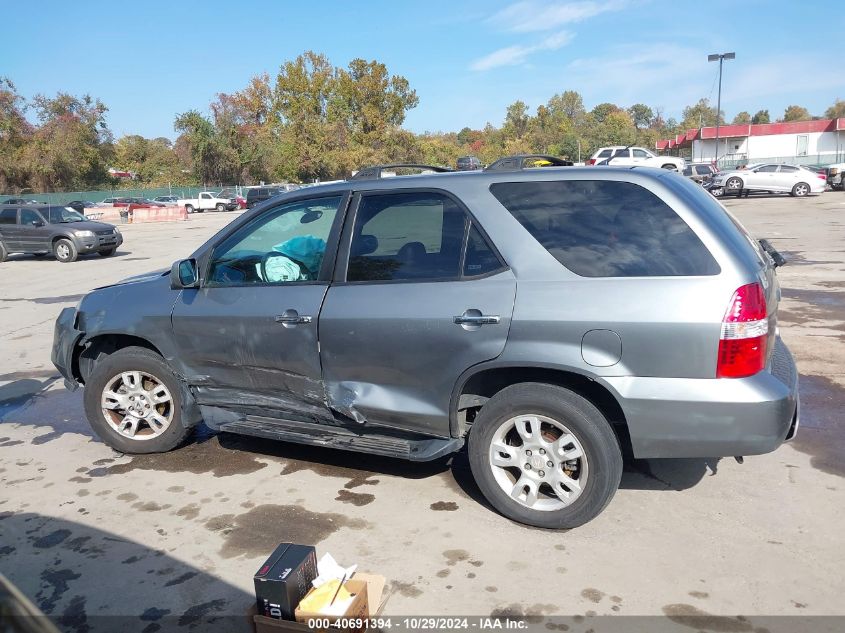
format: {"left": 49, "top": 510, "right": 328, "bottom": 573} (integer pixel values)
{"left": 349, "top": 164, "right": 453, "bottom": 181}
{"left": 485, "top": 155, "right": 574, "bottom": 171}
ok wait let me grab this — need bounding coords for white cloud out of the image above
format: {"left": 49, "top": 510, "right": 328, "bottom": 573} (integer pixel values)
{"left": 470, "top": 30, "right": 574, "bottom": 71}
{"left": 488, "top": 0, "right": 628, "bottom": 33}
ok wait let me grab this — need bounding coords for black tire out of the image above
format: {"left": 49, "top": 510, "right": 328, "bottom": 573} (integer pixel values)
{"left": 0, "top": 241, "right": 7, "bottom": 263}
{"left": 33, "top": 253, "right": 47, "bottom": 258}
{"left": 83, "top": 346, "right": 192, "bottom": 454}
{"left": 185, "top": 204, "right": 194, "bottom": 214}
{"left": 215, "top": 203, "right": 225, "bottom": 212}
{"left": 98, "top": 248, "right": 117, "bottom": 257}
{"left": 660, "top": 163, "right": 677, "bottom": 170}
{"left": 791, "top": 182, "right": 810, "bottom": 197}
{"left": 726, "top": 177, "right": 743, "bottom": 191}
{"left": 468, "top": 382, "right": 622, "bottom": 529}
{"left": 54, "top": 238, "right": 78, "bottom": 263}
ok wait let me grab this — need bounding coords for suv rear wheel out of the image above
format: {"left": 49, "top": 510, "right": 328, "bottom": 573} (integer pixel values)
{"left": 54, "top": 238, "right": 78, "bottom": 263}
{"left": 468, "top": 383, "right": 622, "bottom": 528}
{"left": 83, "top": 346, "right": 192, "bottom": 454}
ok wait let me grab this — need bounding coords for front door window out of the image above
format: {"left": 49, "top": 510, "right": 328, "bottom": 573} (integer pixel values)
{"left": 207, "top": 196, "right": 342, "bottom": 286}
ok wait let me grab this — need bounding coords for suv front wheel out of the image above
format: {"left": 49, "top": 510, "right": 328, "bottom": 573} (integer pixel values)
{"left": 54, "top": 238, "right": 78, "bottom": 263}
{"left": 468, "top": 383, "right": 622, "bottom": 529}
{"left": 83, "top": 346, "right": 192, "bottom": 454}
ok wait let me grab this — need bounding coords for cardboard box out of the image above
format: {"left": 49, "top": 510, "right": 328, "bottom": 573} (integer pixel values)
{"left": 254, "top": 544, "right": 318, "bottom": 621}
{"left": 295, "top": 578, "right": 368, "bottom": 632}
{"left": 251, "top": 572, "right": 388, "bottom": 633}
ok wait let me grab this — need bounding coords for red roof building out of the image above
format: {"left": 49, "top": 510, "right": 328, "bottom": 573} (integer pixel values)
{"left": 656, "top": 118, "right": 845, "bottom": 166}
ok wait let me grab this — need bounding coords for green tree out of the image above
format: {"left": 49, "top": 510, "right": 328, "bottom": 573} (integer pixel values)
{"left": 824, "top": 99, "right": 845, "bottom": 119}
{"left": 174, "top": 110, "right": 235, "bottom": 185}
{"left": 732, "top": 111, "right": 752, "bottom": 124}
{"left": 547, "top": 90, "right": 585, "bottom": 121}
{"left": 627, "top": 104, "right": 654, "bottom": 130}
{"left": 680, "top": 98, "right": 722, "bottom": 129}
{"left": 751, "top": 109, "right": 770, "bottom": 124}
{"left": 591, "top": 102, "right": 621, "bottom": 124}
{"left": 782, "top": 105, "right": 811, "bottom": 122}
{"left": 503, "top": 100, "right": 530, "bottom": 138}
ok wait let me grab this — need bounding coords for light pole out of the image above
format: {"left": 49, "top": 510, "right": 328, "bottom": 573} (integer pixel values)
{"left": 708, "top": 52, "right": 735, "bottom": 166}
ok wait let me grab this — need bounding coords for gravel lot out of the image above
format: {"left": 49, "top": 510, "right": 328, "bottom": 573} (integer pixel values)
{"left": 1, "top": 193, "right": 844, "bottom": 631}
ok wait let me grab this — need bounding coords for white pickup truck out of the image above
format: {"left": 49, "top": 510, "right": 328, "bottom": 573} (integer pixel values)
{"left": 589, "top": 146, "right": 686, "bottom": 171}
{"left": 176, "top": 191, "right": 237, "bottom": 213}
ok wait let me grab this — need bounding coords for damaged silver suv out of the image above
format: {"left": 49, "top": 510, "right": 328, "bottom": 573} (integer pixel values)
{"left": 52, "top": 159, "right": 799, "bottom": 528}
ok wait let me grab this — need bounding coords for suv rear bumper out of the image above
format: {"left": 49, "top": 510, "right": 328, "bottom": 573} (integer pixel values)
{"left": 605, "top": 337, "right": 799, "bottom": 458}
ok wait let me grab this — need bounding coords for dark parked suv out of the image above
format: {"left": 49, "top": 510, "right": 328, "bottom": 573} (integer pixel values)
{"left": 52, "top": 162, "right": 798, "bottom": 528}
{"left": 0, "top": 204, "right": 122, "bottom": 263}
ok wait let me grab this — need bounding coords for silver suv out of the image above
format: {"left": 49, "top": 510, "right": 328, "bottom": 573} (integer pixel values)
{"left": 51, "top": 162, "right": 798, "bottom": 528}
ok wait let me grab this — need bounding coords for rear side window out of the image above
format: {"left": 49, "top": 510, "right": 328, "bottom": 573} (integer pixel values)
{"left": 490, "top": 180, "right": 720, "bottom": 277}
{"left": 597, "top": 149, "right": 612, "bottom": 158}
{"left": 347, "top": 192, "right": 468, "bottom": 282}
{"left": 0, "top": 209, "right": 16, "bottom": 225}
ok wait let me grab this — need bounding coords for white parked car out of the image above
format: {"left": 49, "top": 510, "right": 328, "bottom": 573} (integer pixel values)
{"left": 711, "top": 163, "right": 827, "bottom": 197}
{"left": 589, "top": 146, "right": 685, "bottom": 171}
{"left": 176, "top": 191, "right": 237, "bottom": 213}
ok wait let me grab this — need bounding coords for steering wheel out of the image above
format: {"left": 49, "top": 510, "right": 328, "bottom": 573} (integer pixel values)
{"left": 261, "top": 251, "right": 312, "bottom": 283}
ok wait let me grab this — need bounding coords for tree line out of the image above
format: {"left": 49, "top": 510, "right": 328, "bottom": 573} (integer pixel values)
{"left": 3, "top": 53, "right": 845, "bottom": 193}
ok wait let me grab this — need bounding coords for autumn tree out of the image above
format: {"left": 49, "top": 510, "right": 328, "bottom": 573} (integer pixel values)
{"left": 22, "top": 92, "right": 111, "bottom": 191}
{"left": 824, "top": 99, "right": 845, "bottom": 119}
{"left": 732, "top": 111, "right": 751, "bottom": 124}
{"left": 0, "top": 77, "right": 33, "bottom": 192}
{"left": 782, "top": 105, "right": 811, "bottom": 122}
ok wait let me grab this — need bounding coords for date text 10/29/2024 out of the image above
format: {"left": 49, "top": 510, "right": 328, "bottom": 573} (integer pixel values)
{"left": 306, "top": 618, "right": 529, "bottom": 630}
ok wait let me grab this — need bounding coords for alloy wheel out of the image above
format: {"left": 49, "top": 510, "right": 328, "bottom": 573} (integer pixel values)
{"left": 100, "top": 370, "right": 175, "bottom": 440}
{"left": 488, "top": 414, "right": 589, "bottom": 511}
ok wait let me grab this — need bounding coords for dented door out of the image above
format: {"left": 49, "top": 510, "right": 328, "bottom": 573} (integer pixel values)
{"left": 171, "top": 285, "right": 331, "bottom": 419}
{"left": 169, "top": 194, "right": 347, "bottom": 421}
{"left": 318, "top": 274, "right": 516, "bottom": 436}
{"left": 318, "top": 188, "right": 516, "bottom": 437}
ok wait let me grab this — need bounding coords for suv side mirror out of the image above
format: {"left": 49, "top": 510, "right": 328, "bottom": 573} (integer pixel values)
{"left": 31, "top": 220, "right": 44, "bottom": 227}
{"left": 171, "top": 258, "right": 199, "bottom": 289}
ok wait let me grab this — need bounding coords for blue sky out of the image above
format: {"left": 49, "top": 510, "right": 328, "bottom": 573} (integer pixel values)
{"left": 4, "top": 0, "right": 844, "bottom": 140}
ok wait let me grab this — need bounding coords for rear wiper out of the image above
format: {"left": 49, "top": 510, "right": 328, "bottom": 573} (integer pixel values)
{"left": 759, "top": 239, "right": 786, "bottom": 268}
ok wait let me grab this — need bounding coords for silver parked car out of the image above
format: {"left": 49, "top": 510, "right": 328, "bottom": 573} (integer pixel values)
{"left": 712, "top": 163, "right": 826, "bottom": 196}
{"left": 51, "top": 162, "right": 798, "bottom": 528}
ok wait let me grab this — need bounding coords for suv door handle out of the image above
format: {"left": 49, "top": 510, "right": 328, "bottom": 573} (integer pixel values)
{"left": 454, "top": 312, "right": 500, "bottom": 326}
{"left": 274, "top": 310, "right": 312, "bottom": 326}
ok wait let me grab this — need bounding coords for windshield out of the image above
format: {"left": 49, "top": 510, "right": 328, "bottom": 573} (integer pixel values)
{"left": 49, "top": 207, "right": 86, "bottom": 223}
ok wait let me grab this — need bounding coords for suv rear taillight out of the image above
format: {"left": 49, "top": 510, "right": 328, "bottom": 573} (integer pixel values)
{"left": 717, "top": 283, "right": 768, "bottom": 378}
{"left": 587, "top": 159, "right": 596, "bottom": 165}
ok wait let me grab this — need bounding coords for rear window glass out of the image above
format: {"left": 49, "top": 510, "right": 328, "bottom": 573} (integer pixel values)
{"left": 489, "top": 180, "right": 720, "bottom": 277}
{"left": 0, "top": 209, "right": 17, "bottom": 224}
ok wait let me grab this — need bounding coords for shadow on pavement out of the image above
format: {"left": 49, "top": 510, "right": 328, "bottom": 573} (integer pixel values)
{"left": 0, "top": 512, "right": 253, "bottom": 633}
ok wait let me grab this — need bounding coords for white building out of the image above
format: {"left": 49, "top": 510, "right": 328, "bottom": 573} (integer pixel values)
{"left": 656, "top": 118, "right": 845, "bottom": 167}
